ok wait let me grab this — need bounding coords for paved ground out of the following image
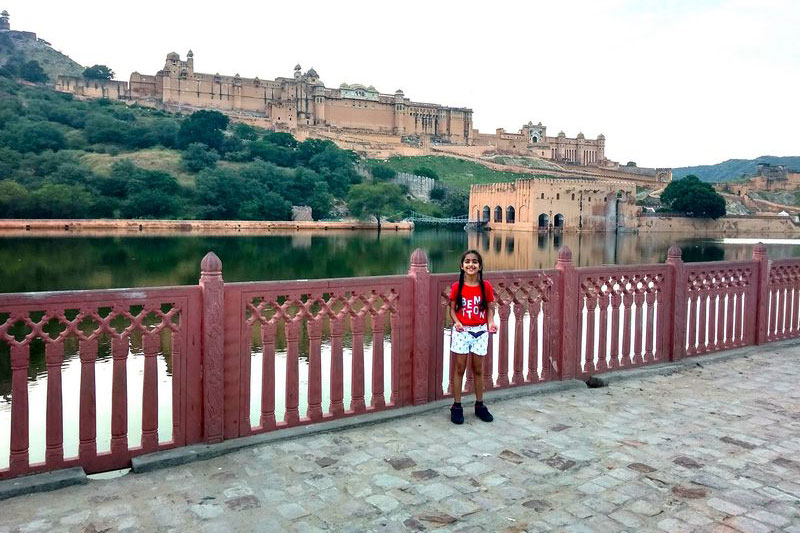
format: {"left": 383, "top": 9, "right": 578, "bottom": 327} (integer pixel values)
{"left": 2, "top": 342, "right": 800, "bottom": 533}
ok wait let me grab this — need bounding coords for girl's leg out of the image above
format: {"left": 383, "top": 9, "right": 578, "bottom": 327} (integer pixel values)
{"left": 452, "top": 353, "right": 468, "bottom": 402}
{"left": 470, "top": 353, "right": 485, "bottom": 402}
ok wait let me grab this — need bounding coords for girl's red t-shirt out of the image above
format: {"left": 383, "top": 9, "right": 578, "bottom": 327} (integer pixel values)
{"left": 449, "top": 281, "right": 495, "bottom": 326}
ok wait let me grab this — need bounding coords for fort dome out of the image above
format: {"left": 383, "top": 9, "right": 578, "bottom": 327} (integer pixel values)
{"left": 306, "top": 67, "right": 318, "bottom": 77}
{"left": 187, "top": 49, "right": 193, "bottom": 58}
{"left": 294, "top": 64, "right": 301, "bottom": 70}
{"left": 558, "top": 131, "right": 565, "bottom": 137}
{"left": 577, "top": 132, "right": 585, "bottom": 139}
{"left": 166, "top": 52, "right": 179, "bottom": 61}
{"left": 597, "top": 133, "right": 605, "bottom": 140}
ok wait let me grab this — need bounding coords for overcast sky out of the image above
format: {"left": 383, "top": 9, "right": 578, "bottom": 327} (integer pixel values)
{"left": 7, "top": 0, "right": 800, "bottom": 168}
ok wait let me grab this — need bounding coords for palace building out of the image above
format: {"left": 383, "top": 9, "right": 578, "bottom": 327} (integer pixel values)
{"left": 58, "top": 51, "right": 473, "bottom": 144}
{"left": 470, "top": 178, "right": 639, "bottom": 232}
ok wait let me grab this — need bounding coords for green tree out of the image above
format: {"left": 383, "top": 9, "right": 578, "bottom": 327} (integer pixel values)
{"left": 182, "top": 142, "right": 219, "bottom": 172}
{"left": 247, "top": 140, "right": 295, "bottom": 166}
{"left": 0, "top": 179, "right": 30, "bottom": 217}
{"left": 232, "top": 123, "right": 259, "bottom": 141}
{"left": 177, "top": 110, "right": 229, "bottom": 150}
{"left": 413, "top": 166, "right": 438, "bottom": 180}
{"left": 19, "top": 60, "right": 47, "bottom": 83}
{"left": 369, "top": 162, "right": 396, "bottom": 181}
{"left": 263, "top": 131, "right": 298, "bottom": 148}
{"left": 347, "top": 182, "right": 408, "bottom": 230}
{"left": 82, "top": 65, "right": 114, "bottom": 80}
{"left": 660, "top": 175, "right": 726, "bottom": 219}
{"left": 11, "top": 122, "right": 66, "bottom": 153}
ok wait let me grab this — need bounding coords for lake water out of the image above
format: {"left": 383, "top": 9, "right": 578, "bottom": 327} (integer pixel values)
{"left": 2, "top": 228, "right": 799, "bottom": 469}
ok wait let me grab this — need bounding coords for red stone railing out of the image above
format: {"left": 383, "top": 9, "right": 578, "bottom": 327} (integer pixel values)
{"left": 1, "top": 243, "right": 798, "bottom": 480}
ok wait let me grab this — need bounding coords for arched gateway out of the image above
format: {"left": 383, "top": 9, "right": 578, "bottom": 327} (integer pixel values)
{"left": 538, "top": 213, "right": 549, "bottom": 229}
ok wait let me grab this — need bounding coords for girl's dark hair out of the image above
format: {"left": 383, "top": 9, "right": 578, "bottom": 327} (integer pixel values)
{"left": 455, "top": 249, "right": 488, "bottom": 312}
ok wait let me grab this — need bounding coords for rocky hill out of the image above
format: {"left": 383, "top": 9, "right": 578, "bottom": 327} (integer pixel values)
{"left": 0, "top": 30, "right": 84, "bottom": 81}
{"left": 673, "top": 155, "right": 800, "bottom": 183}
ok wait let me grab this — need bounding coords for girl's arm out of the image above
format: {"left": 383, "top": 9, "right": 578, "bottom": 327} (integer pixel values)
{"left": 486, "top": 301, "right": 497, "bottom": 333}
{"left": 449, "top": 299, "right": 464, "bottom": 331}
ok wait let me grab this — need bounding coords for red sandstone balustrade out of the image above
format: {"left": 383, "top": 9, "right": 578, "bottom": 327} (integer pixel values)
{"left": 1, "top": 243, "right": 798, "bottom": 481}
{"left": 0, "top": 287, "right": 202, "bottom": 480}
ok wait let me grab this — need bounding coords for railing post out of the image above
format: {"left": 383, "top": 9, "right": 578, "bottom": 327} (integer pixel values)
{"left": 200, "top": 252, "right": 225, "bottom": 443}
{"left": 556, "top": 246, "right": 577, "bottom": 380}
{"left": 408, "top": 248, "right": 433, "bottom": 405}
{"left": 666, "top": 245, "right": 686, "bottom": 361}
{"left": 753, "top": 243, "right": 770, "bottom": 345}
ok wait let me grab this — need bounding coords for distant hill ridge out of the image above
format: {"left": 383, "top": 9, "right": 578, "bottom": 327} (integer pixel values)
{"left": 673, "top": 156, "right": 800, "bottom": 183}
{"left": 0, "top": 22, "right": 84, "bottom": 81}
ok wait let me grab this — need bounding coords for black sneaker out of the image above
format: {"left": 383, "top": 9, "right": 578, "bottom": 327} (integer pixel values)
{"left": 450, "top": 403, "right": 464, "bottom": 424}
{"left": 475, "top": 402, "right": 493, "bottom": 422}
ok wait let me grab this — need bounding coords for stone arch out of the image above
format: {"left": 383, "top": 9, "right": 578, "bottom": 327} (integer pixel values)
{"left": 554, "top": 213, "right": 564, "bottom": 228}
{"left": 519, "top": 204, "right": 528, "bottom": 222}
{"left": 482, "top": 205, "right": 490, "bottom": 221}
{"left": 538, "top": 213, "right": 549, "bottom": 228}
{"left": 506, "top": 206, "right": 515, "bottom": 224}
{"left": 494, "top": 206, "right": 503, "bottom": 223}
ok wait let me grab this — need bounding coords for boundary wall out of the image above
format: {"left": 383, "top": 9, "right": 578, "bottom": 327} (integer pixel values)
{"left": 0, "top": 219, "right": 412, "bottom": 234}
{"left": 0, "top": 245, "right": 798, "bottom": 480}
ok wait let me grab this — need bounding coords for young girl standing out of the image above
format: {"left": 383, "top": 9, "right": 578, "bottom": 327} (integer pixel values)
{"left": 448, "top": 249, "right": 497, "bottom": 424}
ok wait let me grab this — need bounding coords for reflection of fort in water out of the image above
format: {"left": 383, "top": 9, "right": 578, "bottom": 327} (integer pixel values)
{"left": 469, "top": 231, "right": 760, "bottom": 271}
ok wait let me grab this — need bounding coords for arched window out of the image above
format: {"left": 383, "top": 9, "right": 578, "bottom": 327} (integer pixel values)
{"left": 538, "top": 213, "right": 549, "bottom": 228}
{"left": 540, "top": 192, "right": 545, "bottom": 199}
{"left": 482, "top": 205, "right": 490, "bottom": 221}
{"left": 554, "top": 214, "right": 564, "bottom": 228}
{"left": 506, "top": 206, "right": 515, "bottom": 224}
{"left": 494, "top": 206, "right": 503, "bottom": 223}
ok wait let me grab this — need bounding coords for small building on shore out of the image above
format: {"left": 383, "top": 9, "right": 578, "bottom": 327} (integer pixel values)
{"left": 469, "top": 178, "right": 639, "bottom": 232}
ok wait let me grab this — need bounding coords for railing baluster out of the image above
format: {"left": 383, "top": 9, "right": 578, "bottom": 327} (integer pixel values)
{"left": 141, "top": 333, "right": 158, "bottom": 452}
{"left": 45, "top": 342, "right": 65, "bottom": 467}
{"left": 597, "top": 292, "right": 608, "bottom": 372}
{"left": 708, "top": 289, "right": 718, "bottom": 351}
{"left": 542, "top": 295, "right": 553, "bottom": 381}
{"left": 497, "top": 301, "right": 510, "bottom": 387}
{"left": 687, "top": 291, "right": 697, "bottom": 356}
{"left": 724, "top": 290, "right": 734, "bottom": 349}
{"left": 110, "top": 336, "right": 128, "bottom": 458}
{"left": 371, "top": 312, "right": 386, "bottom": 409}
{"left": 528, "top": 300, "right": 540, "bottom": 382}
{"left": 585, "top": 294, "right": 597, "bottom": 373}
{"left": 622, "top": 291, "right": 633, "bottom": 366}
{"left": 633, "top": 290, "right": 645, "bottom": 365}
{"left": 512, "top": 302, "right": 525, "bottom": 385}
{"left": 350, "top": 314, "right": 366, "bottom": 413}
{"left": 484, "top": 332, "right": 495, "bottom": 390}
{"left": 644, "top": 291, "right": 655, "bottom": 362}
{"left": 285, "top": 319, "right": 300, "bottom": 425}
{"left": 9, "top": 344, "right": 30, "bottom": 475}
{"left": 768, "top": 288, "right": 777, "bottom": 341}
{"left": 697, "top": 291, "right": 708, "bottom": 354}
{"left": 737, "top": 288, "right": 745, "bottom": 345}
{"left": 79, "top": 337, "right": 99, "bottom": 460}
{"left": 792, "top": 285, "right": 800, "bottom": 336}
{"left": 307, "top": 319, "right": 323, "bottom": 421}
{"left": 389, "top": 309, "right": 400, "bottom": 405}
{"left": 609, "top": 292, "right": 621, "bottom": 369}
{"left": 260, "top": 322, "right": 277, "bottom": 430}
{"left": 330, "top": 316, "right": 344, "bottom": 416}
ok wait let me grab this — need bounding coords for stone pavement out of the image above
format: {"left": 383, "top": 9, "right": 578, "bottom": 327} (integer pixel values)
{"left": 2, "top": 341, "right": 800, "bottom": 533}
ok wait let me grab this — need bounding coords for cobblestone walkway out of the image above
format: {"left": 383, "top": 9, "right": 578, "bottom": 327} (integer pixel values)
{"left": 2, "top": 343, "right": 800, "bottom": 533}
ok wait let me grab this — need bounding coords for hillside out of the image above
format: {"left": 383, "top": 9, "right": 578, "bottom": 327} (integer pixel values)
{"left": 0, "top": 30, "right": 84, "bottom": 81}
{"left": 379, "top": 155, "right": 542, "bottom": 193}
{"left": 674, "top": 155, "right": 800, "bottom": 183}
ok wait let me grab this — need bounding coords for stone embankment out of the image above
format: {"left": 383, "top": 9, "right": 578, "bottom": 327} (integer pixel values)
{"left": 0, "top": 219, "right": 413, "bottom": 235}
